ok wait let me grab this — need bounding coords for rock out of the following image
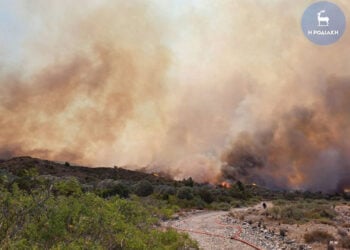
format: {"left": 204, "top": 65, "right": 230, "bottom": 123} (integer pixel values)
{"left": 285, "top": 239, "right": 296, "bottom": 244}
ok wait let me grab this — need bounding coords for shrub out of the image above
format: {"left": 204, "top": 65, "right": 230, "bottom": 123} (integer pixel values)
{"left": 268, "top": 200, "right": 337, "bottom": 224}
{"left": 0, "top": 169, "right": 14, "bottom": 186}
{"left": 134, "top": 180, "right": 154, "bottom": 197}
{"left": 0, "top": 189, "right": 198, "bottom": 249}
{"left": 53, "top": 178, "right": 82, "bottom": 196}
{"left": 17, "top": 168, "right": 39, "bottom": 178}
{"left": 182, "top": 177, "right": 194, "bottom": 187}
{"left": 14, "top": 177, "right": 41, "bottom": 192}
{"left": 193, "top": 197, "right": 206, "bottom": 209}
{"left": 198, "top": 188, "right": 214, "bottom": 203}
{"left": 176, "top": 186, "right": 194, "bottom": 200}
{"left": 210, "top": 202, "right": 231, "bottom": 211}
{"left": 236, "top": 181, "right": 245, "bottom": 192}
{"left": 100, "top": 182, "right": 129, "bottom": 198}
{"left": 156, "top": 185, "right": 176, "bottom": 196}
{"left": 229, "top": 185, "right": 248, "bottom": 200}
{"left": 304, "top": 230, "right": 335, "bottom": 243}
{"left": 155, "top": 185, "right": 176, "bottom": 200}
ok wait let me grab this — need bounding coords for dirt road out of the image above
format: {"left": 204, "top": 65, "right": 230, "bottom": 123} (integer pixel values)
{"left": 164, "top": 211, "right": 259, "bottom": 250}
{"left": 164, "top": 201, "right": 347, "bottom": 250}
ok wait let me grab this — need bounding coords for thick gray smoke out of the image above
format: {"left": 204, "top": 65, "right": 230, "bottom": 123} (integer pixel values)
{"left": 222, "top": 77, "right": 350, "bottom": 192}
{"left": 0, "top": 1, "right": 350, "bottom": 191}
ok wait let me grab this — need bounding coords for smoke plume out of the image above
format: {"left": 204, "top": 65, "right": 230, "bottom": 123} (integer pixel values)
{"left": 222, "top": 77, "right": 350, "bottom": 192}
{"left": 1, "top": 0, "right": 350, "bottom": 191}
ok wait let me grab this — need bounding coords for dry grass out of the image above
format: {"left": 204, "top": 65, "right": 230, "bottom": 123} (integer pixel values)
{"left": 268, "top": 200, "right": 337, "bottom": 224}
{"left": 340, "top": 236, "right": 350, "bottom": 249}
{"left": 304, "top": 230, "right": 335, "bottom": 244}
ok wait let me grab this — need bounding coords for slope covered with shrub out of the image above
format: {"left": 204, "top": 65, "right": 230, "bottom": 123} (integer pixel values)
{"left": 0, "top": 178, "right": 197, "bottom": 249}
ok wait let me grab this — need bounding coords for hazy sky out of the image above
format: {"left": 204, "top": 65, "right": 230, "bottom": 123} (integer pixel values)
{"left": 0, "top": 1, "right": 349, "bottom": 190}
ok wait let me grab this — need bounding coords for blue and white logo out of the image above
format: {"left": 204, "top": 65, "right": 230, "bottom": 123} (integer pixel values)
{"left": 302, "top": 1, "right": 346, "bottom": 45}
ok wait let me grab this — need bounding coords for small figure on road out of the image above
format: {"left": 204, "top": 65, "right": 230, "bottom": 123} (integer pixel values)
{"left": 262, "top": 202, "right": 267, "bottom": 209}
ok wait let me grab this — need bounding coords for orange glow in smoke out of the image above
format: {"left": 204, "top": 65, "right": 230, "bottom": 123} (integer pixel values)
{"left": 287, "top": 161, "right": 307, "bottom": 188}
{"left": 221, "top": 181, "right": 231, "bottom": 189}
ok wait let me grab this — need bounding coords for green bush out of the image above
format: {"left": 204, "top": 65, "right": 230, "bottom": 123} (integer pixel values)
{"left": 52, "top": 178, "right": 82, "bottom": 196}
{"left": 198, "top": 188, "right": 214, "bottom": 204}
{"left": 0, "top": 188, "right": 198, "bottom": 249}
{"left": 210, "top": 202, "right": 231, "bottom": 211}
{"left": 155, "top": 185, "right": 176, "bottom": 200}
{"left": 17, "top": 168, "right": 39, "bottom": 178}
{"left": 12, "top": 168, "right": 42, "bottom": 192}
{"left": 176, "top": 186, "right": 194, "bottom": 200}
{"left": 99, "top": 182, "right": 129, "bottom": 198}
{"left": 269, "top": 200, "right": 338, "bottom": 224}
{"left": 156, "top": 185, "right": 176, "bottom": 196}
{"left": 134, "top": 180, "right": 154, "bottom": 197}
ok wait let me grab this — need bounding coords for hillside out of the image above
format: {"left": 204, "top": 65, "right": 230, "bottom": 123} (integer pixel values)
{"left": 1, "top": 156, "right": 349, "bottom": 249}
{"left": 0, "top": 156, "right": 168, "bottom": 183}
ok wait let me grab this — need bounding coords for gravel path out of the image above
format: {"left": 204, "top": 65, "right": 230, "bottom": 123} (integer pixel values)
{"left": 163, "top": 211, "right": 258, "bottom": 250}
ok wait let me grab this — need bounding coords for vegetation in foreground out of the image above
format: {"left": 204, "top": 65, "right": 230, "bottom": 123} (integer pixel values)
{"left": 0, "top": 183, "right": 198, "bottom": 249}
{"left": 267, "top": 199, "right": 338, "bottom": 224}
{"left": 0, "top": 156, "right": 349, "bottom": 249}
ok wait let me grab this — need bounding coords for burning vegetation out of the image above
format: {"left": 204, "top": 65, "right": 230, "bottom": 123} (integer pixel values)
{"left": 220, "top": 181, "right": 232, "bottom": 189}
{"left": 221, "top": 77, "right": 350, "bottom": 193}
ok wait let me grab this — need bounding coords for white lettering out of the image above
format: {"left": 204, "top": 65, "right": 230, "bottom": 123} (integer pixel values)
{"left": 308, "top": 30, "right": 340, "bottom": 36}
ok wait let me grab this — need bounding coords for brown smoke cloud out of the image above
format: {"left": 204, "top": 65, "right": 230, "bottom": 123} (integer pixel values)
{"left": 1, "top": 1, "right": 350, "bottom": 191}
{"left": 0, "top": 1, "right": 170, "bottom": 165}
{"left": 222, "top": 77, "right": 350, "bottom": 192}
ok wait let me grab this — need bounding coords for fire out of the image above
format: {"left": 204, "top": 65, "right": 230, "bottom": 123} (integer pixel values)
{"left": 221, "top": 181, "right": 231, "bottom": 189}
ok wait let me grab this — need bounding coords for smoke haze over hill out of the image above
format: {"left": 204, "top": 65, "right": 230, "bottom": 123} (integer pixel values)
{"left": 1, "top": 0, "right": 350, "bottom": 191}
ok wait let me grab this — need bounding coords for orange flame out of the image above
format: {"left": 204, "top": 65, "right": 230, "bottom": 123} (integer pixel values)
{"left": 221, "top": 181, "right": 231, "bottom": 189}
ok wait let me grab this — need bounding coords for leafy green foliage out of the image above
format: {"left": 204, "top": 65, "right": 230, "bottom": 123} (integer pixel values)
{"left": 176, "top": 186, "right": 194, "bottom": 200}
{"left": 198, "top": 187, "right": 214, "bottom": 204}
{"left": 134, "top": 180, "right": 154, "bottom": 197}
{"left": 3, "top": 159, "right": 348, "bottom": 249}
{"left": 52, "top": 178, "right": 82, "bottom": 196}
{"left": 99, "top": 182, "right": 130, "bottom": 198}
{"left": 0, "top": 186, "right": 198, "bottom": 249}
